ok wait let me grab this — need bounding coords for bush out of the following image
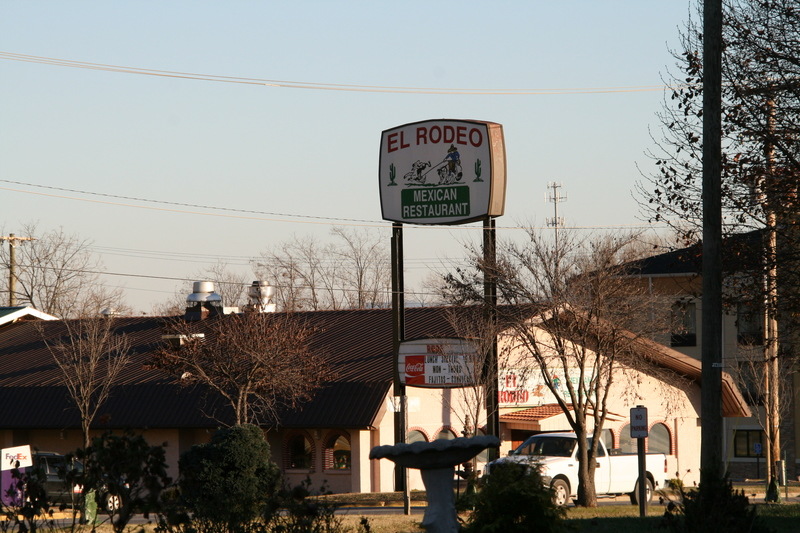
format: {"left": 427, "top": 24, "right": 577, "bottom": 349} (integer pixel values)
{"left": 178, "top": 424, "right": 281, "bottom": 533}
{"left": 463, "top": 461, "right": 567, "bottom": 533}
{"left": 76, "top": 430, "right": 172, "bottom": 532}
{"left": 662, "top": 473, "right": 774, "bottom": 533}
{"left": 268, "top": 477, "right": 343, "bottom": 533}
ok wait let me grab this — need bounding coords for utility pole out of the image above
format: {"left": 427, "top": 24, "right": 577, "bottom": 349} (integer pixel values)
{"left": 700, "top": 0, "right": 724, "bottom": 486}
{"left": 0, "top": 234, "right": 35, "bottom": 307}
{"left": 546, "top": 182, "right": 567, "bottom": 249}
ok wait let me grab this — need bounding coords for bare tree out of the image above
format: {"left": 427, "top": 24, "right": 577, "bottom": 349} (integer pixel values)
{"left": 152, "top": 311, "right": 333, "bottom": 426}
{"left": 331, "top": 227, "right": 391, "bottom": 309}
{"left": 443, "top": 230, "right": 672, "bottom": 507}
{"left": 255, "top": 235, "right": 337, "bottom": 311}
{"left": 0, "top": 223, "right": 124, "bottom": 318}
{"left": 40, "top": 317, "right": 132, "bottom": 448}
{"left": 254, "top": 228, "right": 390, "bottom": 311}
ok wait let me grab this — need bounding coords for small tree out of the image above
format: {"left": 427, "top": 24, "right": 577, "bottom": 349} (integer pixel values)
{"left": 178, "top": 424, "right": 281, "bottom": 533}
{"left": 40, "top": 316, "right": 132, "bottom": 449}
{"left": 153, "top": 311, "right": 333, "bottom": 426}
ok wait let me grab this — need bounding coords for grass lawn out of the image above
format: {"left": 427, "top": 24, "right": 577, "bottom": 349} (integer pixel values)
{"left": 39, "top": 494, "right": 800, "bottom": 532}
{"left": 340, "top": 502, "right": 800, "bottom": 533}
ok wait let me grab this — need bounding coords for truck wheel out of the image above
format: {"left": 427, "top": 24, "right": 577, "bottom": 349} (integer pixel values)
{"left": 551, "top": 479, "right": 570, "bottom": 507}
{"left": 631, "top": 478, "right": 653, "bottom": 505}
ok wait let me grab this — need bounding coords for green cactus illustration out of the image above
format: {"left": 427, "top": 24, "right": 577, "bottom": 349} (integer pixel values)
{"left": 388, "top": 163, "right": 397, "bottom": 186}
{"left": 473, "top": 159, "right": 483, "bottom": 182}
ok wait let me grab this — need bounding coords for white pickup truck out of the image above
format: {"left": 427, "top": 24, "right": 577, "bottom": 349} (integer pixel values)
{"left": 486, "top": 432, "right": 668, "bottom": 506}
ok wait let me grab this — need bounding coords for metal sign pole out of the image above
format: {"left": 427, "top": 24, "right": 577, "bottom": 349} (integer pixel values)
{"left": 483, "top": 218, "right": 499, "bottom": 461}
{"left": 637, "top": 436, "right": 647, "bottom": 517}
{"left": 391, "top": 223, "right": 410, "bottom": 514}
{"left": 630, "top": 406, "right": 648, "bottom": 517}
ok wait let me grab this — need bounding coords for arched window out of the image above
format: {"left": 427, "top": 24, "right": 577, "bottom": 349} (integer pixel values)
{"left": 617, "top": 424, "right": 637, "bottom": 454}
{"left": 600, "top": 428, "right": 615, "bottom": 451}
{"left": 436, "top": 428, "right": 457, "bottom": 441}
{"left": 323, "top": 433, "right": 351, "bottom": 470}
{"left": 648, "top": 423, "right": 672, "bottom": 454}
{"left": 285, "top": 433, "right": 314, "bottom": 471}
{"left": 408, "top": 429, "right": 428, "bottom": 443}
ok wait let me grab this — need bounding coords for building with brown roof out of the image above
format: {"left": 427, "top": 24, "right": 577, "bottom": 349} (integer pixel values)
{"left": 0, "top": 292, "right": 749, "bottom": 493}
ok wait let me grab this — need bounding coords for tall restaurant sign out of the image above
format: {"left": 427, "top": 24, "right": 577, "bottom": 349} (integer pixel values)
{"left": 379, "top": 119, "right": 506, "bottom": 225}
{"left": 398, "top": 338, "right": 479, "bottom": 388}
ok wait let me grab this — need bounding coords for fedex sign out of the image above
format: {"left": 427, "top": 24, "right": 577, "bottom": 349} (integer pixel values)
{"left": 1, "top": 445, "right": 32, "bottom": 470}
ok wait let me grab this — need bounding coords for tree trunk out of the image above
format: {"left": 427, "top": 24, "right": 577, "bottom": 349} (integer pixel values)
{"left": 574, "top": 428, "right": 598, "bottom": 507}
{"left": 576, "top": 457, "right": 598, "bottom": 507}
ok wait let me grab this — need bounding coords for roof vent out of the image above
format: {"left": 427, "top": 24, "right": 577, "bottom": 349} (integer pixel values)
{"left": 185, "top": 281, "right": 223, "bottom": 320}
{"left": 246, "top": 281, "right": 276, "bottom": 313}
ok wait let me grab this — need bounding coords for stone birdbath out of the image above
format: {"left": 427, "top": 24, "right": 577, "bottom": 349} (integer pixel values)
{"left": 369, "top": 435, "right": 500, "bottom": 533}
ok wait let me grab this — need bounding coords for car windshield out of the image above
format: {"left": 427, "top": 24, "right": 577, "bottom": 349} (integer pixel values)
{"left": 513, "top": 436, "right": 575, "bottom": 457}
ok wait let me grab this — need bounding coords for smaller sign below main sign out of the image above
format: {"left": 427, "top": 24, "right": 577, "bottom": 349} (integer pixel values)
{"left": 398, "top": 338, "right": 479, "bottom": 388}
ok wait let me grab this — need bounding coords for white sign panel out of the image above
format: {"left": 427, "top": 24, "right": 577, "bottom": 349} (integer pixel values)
{"left": 1, "top": 445, "right": 32, "bottom": 471}
{"left": 379, "top": 119, "right": 506, "bottom": 225}
{"left": 630, "top": 407, "right": 649, "bottom": 438}
{"left": 398, "top": 338, "right": 479, "bottom": 388}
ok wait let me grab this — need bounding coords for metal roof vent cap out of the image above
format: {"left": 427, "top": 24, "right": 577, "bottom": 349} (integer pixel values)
{"left": 247, "top": 281, "right": 276, "bottom": 313}
{"left": 185, "top": 281, "right": 223, "bottom": 320}
{"left": 187, "top": 281, "right": 222, "bottom": 304}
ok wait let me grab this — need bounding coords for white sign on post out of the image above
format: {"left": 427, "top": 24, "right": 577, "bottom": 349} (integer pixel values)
{"left": 630, "top": 406, "right": 649, "bottom": 438}
{"left": 378, "top": 119, "right": 506, "bottom": 225}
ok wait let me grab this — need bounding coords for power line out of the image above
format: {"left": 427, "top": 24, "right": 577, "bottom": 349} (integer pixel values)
{"left": 0, "top": 51, "right": 674, "bottom": 96}
{"left": 1, "top": 178, "right": 667, "bottom": 232}
{"left": 0, "top": 179, "right": 380, "bottom": 226}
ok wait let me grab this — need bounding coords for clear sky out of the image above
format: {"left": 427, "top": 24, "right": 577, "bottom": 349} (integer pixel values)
{"left": 0, "top": 1, "right": 692, "bottom": 313}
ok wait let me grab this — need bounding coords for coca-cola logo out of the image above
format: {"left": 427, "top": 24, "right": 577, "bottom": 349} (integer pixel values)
{"left": 405, "top": 362, "right": 424, "bottom": 374}
{"left": 404, "top": 355, "right": 425, "bottom": 385}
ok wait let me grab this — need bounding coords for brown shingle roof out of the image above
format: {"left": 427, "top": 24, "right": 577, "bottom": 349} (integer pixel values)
{"left": 0, "top": 304, "right": 749, "bottom": 432}
{"left": 0, "top": 306, "right": 473, "bottom": 430}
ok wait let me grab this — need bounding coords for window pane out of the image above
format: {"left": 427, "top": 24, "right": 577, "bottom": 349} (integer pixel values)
{"left": 475, "top": 428, "right": 488, "bottom": 462}
{"left": 618, "top": 424, "right": 637, "bottom": 454}
{"left": 330, "top": 435, "right": 350, "bottom": 470}
{"left": 671, "top": 301, "right": 697, "bottom": 346}
{"left": 600, "top": 429, "right": 614, "bottom": 451}
{"left": 436, "top": 429, "right": 456, "bottom": 440}
{"left": 737, "top": 302, "right": 763, "bottom": 345}
{"left": 648, "top": 424, "right": 671, "bottom": 454}
{"left": 408, "top": 430, "right": 427, "bottom": 443}
{"left": 289, "top": 435, "right": 312, "bottom": 469}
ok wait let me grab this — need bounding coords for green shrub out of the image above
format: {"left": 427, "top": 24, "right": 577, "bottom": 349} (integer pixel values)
{"left": 178, "top": 424, "right": 281, "bottom": 533}
{"left": 268, "top": 477, "right": 343, "bottom": 533}
{"left": 463, "top": 461, "right": 567, "bottom": 533}
{"left": 662, "top": 473, "right": 774, "bottom": 533}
